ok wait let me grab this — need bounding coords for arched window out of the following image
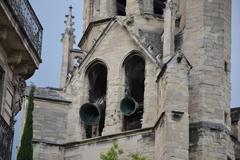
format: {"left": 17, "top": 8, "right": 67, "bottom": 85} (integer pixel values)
{"left": 116, "top": 0, "right": 126, "bottom": 16}
{"left": 122, "top": 54, "right": 145, "bottom": 131}
{"left": 81, "top": 62, "right": 107, "bottom": 138}
{"left": 153, "top": 0, "right": 166, "bottom": 15}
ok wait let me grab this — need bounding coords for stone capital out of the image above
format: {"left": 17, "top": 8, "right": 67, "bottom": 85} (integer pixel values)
{"left": 13, "top": 62, "right": 30, "bottom": 77}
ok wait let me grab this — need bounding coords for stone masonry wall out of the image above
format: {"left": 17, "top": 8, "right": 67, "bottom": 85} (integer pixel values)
{"left": 183, "top": 0, "right": 233, "bottom": 159}
{"left": 65, "top": 22, "right": 159, "bottom": 141}
{"left": 184, "top": 0, "right": 231, "bottom": 125}
{"left": 32, "top": 99, "right": 69, "bottom": 144}
{"left": 233, "top": 137, "right": 240, "bottom": 160}
{"left": 33, "top": 143, "right": 64, "bottom": 160}
{"left": 190, "top": 123, "right": 235, "bottom": 160}
{"left": 155, "top": 54, "right": 191, "bottom": 160}
{"left": 64, "top": 130, "right": 155, "bottom": 160}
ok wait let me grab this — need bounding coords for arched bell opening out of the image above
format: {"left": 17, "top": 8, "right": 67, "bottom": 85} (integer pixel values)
{"left": 121, "top": 54, "right": 145, "bottom": 131}
{"left": 153, "top": 0, "right": 166, "bottom": 15}
{"left": 116, "top": 0, "right": 126, "bottom": 16}
{"left": 80, "top": 61, "right": 107, "bottom": 138}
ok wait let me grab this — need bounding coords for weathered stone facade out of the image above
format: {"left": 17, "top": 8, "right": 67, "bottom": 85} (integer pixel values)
{"left": 0, "top": 0, "right": 42, "bottom": 159}
{"left": 20, "top": 0, "right": 240, "bottom": 160}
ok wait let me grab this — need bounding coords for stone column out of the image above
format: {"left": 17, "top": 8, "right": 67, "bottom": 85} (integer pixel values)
{"left": 155, "top": 52, "right": 191, "bottom": 160}
{"left": 83, "top": 0, "right": 91, "bottom": 30}
{"left": 183, "top": 0, "right": 234, "bottom": 159}
{"left": 163, "top": 0, "right": 178, "bottom": 63}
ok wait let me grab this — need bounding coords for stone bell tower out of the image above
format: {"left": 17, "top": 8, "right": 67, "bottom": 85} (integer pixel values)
{"left": 26, "top": 0, "right": 239, "bottom": 160}
{"left": 60, "top": 6, "right": 75, "bottom": 88}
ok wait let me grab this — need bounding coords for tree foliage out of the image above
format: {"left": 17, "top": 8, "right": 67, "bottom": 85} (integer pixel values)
{"left": 130, "top": 153, "right": 148, "bottom": 160}
{"left": 17, "top": 85, "right": 35, "bottom": 160}
{"left": 100, "top": 142, "right": 123, "bottom": 160}
{"left": 100, "top": 142, "right": 149, "bottom": 160}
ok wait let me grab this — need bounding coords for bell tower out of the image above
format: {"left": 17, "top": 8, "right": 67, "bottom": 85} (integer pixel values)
{"left": 82, "top": 0, "right": 169, "bottom": 30}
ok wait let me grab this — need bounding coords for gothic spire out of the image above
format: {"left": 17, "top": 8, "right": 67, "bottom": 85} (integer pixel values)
{"left": 65, "top": 5, "right": 74, "bottom": 32}
{"left": 60, "top": 5, "right": 75, "bottom": 88}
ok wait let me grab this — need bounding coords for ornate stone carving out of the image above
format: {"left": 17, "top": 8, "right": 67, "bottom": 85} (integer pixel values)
{"left": 13, "top": 63, "right": 31, "bottom": 77}
{"left": 7, "top": 50, "right": 23, "bottom": 67}
{"left": 12, "top": 75, "right": 26, "bottom": 115}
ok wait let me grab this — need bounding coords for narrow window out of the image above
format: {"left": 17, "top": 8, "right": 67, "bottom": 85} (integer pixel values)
{"left": 80, "top": 62, "right": 107, "bottom": 138}
{"left": 153, "top": 0, "right": 166, "bottom": 15}
{"left": 122, "top": 54, "right": 145, "bottom": 131}
{"left": 224, "top": 61, "right": 229, "bottom": 73}
{"left": 224, "top": 112, "right": 228, "bottom": 125}
{"left": 116, "top": 0, "right": 126, "bottom": 16}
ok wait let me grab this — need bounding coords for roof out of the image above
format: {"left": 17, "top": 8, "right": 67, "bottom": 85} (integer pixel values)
{"left": 24, "top": 87, "right": 71, "bottom": 103}
{"left": 77, "top": 16, "right": 184, "bottom": 69}
{"left": 231, "top": 107, "right": 240, "bottom": 123}
{"left": 77, "top": 17, "right": 162, "bottom": 65}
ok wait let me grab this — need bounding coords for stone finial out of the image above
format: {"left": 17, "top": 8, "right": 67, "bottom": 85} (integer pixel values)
{"left": 62, "top": 5, "right": 75, "bottom": 39}
{"left": 65, "top": 5, "right": 75, "bottom": 28}
{"left": 61, "top": 5, "right": 76, "bottom": 42}
{"left": 163, "top": 0, "right": 178, "bottom": 63}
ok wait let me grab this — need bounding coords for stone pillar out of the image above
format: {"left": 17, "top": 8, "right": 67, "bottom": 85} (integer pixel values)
{"left": 143, "top": 0, "right": 153, "bottom": 14}
{"left": 163, "top": 0, "right": 178, "bottom": 63}
{"left": 83, "top": 0, "right": 91, "bottom": 30}
{"left": 126, "top": 0, "right": 141, "bottom": 15}
{"left": 155, "top": 53, "right": 191, "bottom": 160}
{"left": 183, "top": 0, "right": 234, "bottom": 159}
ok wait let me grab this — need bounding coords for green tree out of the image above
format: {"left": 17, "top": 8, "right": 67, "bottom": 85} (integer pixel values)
{"left": 130, "top": 153, "right": 148, "bottom": 160}
{"left": 17, "top": 85, "right": 35, "bottom": 160}
{"left": 100, "top": 142, "right": 123, "bottom": 160}
{"left": 100, "top": 143, "right": 149, "bottom": 160}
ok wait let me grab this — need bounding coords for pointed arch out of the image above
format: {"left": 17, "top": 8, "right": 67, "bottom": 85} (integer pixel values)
{"left": 116, "top": 0, "right": 126, "bottom": 16}
{"left": 83, "top": 59, "right": 108, "bottom": 138}
{"left": 121, "top": 52, "right": 145, "bottom": 131}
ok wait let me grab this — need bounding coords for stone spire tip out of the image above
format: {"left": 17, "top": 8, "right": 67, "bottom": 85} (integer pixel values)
{"left": 65, "top": 5, "right": 74, "bottom": 28}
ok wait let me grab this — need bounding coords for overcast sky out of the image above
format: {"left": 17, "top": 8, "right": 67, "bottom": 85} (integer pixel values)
{"left": 11, "top": 0, "right": 240, "bottom": 159}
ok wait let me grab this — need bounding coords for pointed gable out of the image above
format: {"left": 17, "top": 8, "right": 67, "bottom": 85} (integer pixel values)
{"left": 78, "top": 17, "right": 163, "bottom": 71}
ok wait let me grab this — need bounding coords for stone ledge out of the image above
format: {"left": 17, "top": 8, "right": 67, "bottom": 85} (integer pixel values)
{"left": 34, "top": 96, "right": 72, "bottom": 104}
{"left": 24, "top": 87, "right": 71, "bottom": 104}
{"left": 32, "top": 112, "right": 167, "bottom": 148}
{"left": 32, "top": 127, "right": 154, "bottom": 148}
{"left": 190, "top": 121, "right": 230, "bottom": 134}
